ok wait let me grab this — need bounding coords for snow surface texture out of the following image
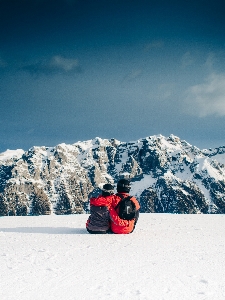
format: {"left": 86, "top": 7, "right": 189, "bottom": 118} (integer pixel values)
{"left": 1, "top": 214, "right": 225, "bottom": 300}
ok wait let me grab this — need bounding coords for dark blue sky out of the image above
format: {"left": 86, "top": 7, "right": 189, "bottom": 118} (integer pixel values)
{"left": 1, "top": 0, "right": 225, "bottom": 152}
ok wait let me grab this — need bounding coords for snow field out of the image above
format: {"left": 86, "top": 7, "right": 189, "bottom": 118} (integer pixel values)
{"left": 0, "top": 214, "right": 225, "bottom": 300}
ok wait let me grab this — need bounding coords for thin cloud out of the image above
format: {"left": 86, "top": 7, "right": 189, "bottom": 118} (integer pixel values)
{"left": 21, "top": 55, "right": 82, "bottom": 76}
{"left": 158, "top": 83, "right": 175, "bottom": 100}
{"left": 184, "top": 73, "right": 225, "bottom": 117}
{"left": 181, "top": 51, "right": 194, "bottom": 68}
{"left": 204, "top": 52, "right": 216, "bottom": 69}
{"left": 121, "top": 69, "right": 143, "bottom": 85}
{"left": 144, "top": 40, "right": 164, "bottom": 51}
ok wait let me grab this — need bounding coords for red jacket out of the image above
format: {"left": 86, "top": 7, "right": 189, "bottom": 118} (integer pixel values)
{"left": 109, "top": 193, "right": 140, "bottom": 234}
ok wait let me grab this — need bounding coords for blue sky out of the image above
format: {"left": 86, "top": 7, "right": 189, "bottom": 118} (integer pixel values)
{"left": 0, "top": 0, "right": 225, "bottom": 152}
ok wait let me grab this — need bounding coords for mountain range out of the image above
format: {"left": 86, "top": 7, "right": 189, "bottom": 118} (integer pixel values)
{"left": 1, "top": 134, "right": 225, "bottom": 216}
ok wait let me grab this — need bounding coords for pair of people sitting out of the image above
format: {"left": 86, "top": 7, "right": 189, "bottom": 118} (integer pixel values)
{"left": 86, "top": 179, "right": 140, "bottom": 234}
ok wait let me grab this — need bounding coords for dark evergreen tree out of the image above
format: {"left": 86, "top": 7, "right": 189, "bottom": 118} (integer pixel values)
{"left": 0, "top": 193, "right": 8, "bottom": 216}
{"left": 31, "top": 188, "right": 51, "bottom": 215}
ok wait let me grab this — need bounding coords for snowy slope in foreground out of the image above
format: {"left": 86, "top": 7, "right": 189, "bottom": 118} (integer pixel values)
{"left": 0, "top": 214, "right": 225, "bottom": 300}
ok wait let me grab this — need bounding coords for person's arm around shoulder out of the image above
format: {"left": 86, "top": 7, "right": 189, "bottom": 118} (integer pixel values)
{"left": 90, "top": 195, "right": 113, "bottom": 208}
{"left": 109, "top": 206, "right": 129, "bottom": 226}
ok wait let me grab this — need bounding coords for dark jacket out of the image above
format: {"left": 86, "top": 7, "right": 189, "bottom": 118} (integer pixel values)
{"left": 86, "top": 195, "right": 114, "bottom": 233}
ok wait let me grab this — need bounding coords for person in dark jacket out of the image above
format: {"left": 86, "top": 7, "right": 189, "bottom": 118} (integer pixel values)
{"left": 86, "top": 183, "right": 115, "bottom": 234}
{"left": 109, "top": 179, "right": 140, "bottom": 234}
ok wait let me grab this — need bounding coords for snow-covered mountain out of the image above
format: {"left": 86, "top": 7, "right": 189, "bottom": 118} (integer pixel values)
{"left": 1, "top": 134, "right": 225, "bottom": 216}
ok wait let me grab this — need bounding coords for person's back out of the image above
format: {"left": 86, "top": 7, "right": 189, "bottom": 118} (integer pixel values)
{"left": 86, "top": 183, "right": 114, "bottom": 234}
{"left": 109, "top": 179, "right": 140, "bottom": 234}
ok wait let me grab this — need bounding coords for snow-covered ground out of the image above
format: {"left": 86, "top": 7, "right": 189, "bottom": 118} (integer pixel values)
{"left": 0, "top": 214, "right": 225, "bottom": 300}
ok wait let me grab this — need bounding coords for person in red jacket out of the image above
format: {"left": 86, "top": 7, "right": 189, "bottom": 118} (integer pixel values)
{"left": 109, "top": 179, "right": 140, "bottom": 234}
{"left": 86, "top": 183, "right": 115, "bottom": 234}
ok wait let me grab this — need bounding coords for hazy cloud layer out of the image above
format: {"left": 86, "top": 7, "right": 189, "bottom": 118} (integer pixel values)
{"left": 22, "top": 56, "right": 81, "bottom": 76}
{"left": 158, "top": 83, "right": 175, "bottom": 100}
{"left": 185, "top": 73, "right": 225, "bottom": 117}
{"left": 205, "top": 53, "right": 216, "bottom": 69}
{"left": 181, "top": 51, "right": 194, "bottom": 68}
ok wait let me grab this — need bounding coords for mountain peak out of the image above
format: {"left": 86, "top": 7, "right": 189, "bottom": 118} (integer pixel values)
{"left": 0, "top": 134, "right": 225, "bottom": 216}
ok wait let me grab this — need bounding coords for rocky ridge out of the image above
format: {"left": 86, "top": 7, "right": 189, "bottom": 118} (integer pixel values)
{"left": 0, "top": 134, "right": 225, "bottom": 215}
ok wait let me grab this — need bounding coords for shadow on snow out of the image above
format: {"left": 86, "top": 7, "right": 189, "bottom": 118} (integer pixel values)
{"left": 0, "top": 227, "right": 87, "bottom": 234}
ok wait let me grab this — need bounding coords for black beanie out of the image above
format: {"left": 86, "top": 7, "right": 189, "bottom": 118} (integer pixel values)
{"left": 117, "top": 179, "right": 131, "bottom": 193}
{"left": 102, "top": 183, "right": 114, "bottom": 196}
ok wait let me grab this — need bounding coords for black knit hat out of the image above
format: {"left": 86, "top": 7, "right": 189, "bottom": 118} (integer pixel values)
{"left": 102, "top": 183, "right": 114, "bottom": 195}
{"left": 117, "top": 179, "right": 131, "bottom": 193}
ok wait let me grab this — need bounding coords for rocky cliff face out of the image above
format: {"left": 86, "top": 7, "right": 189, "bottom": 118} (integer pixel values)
{"left": 1, "top": 134, "right": 225, "bottom": 215}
